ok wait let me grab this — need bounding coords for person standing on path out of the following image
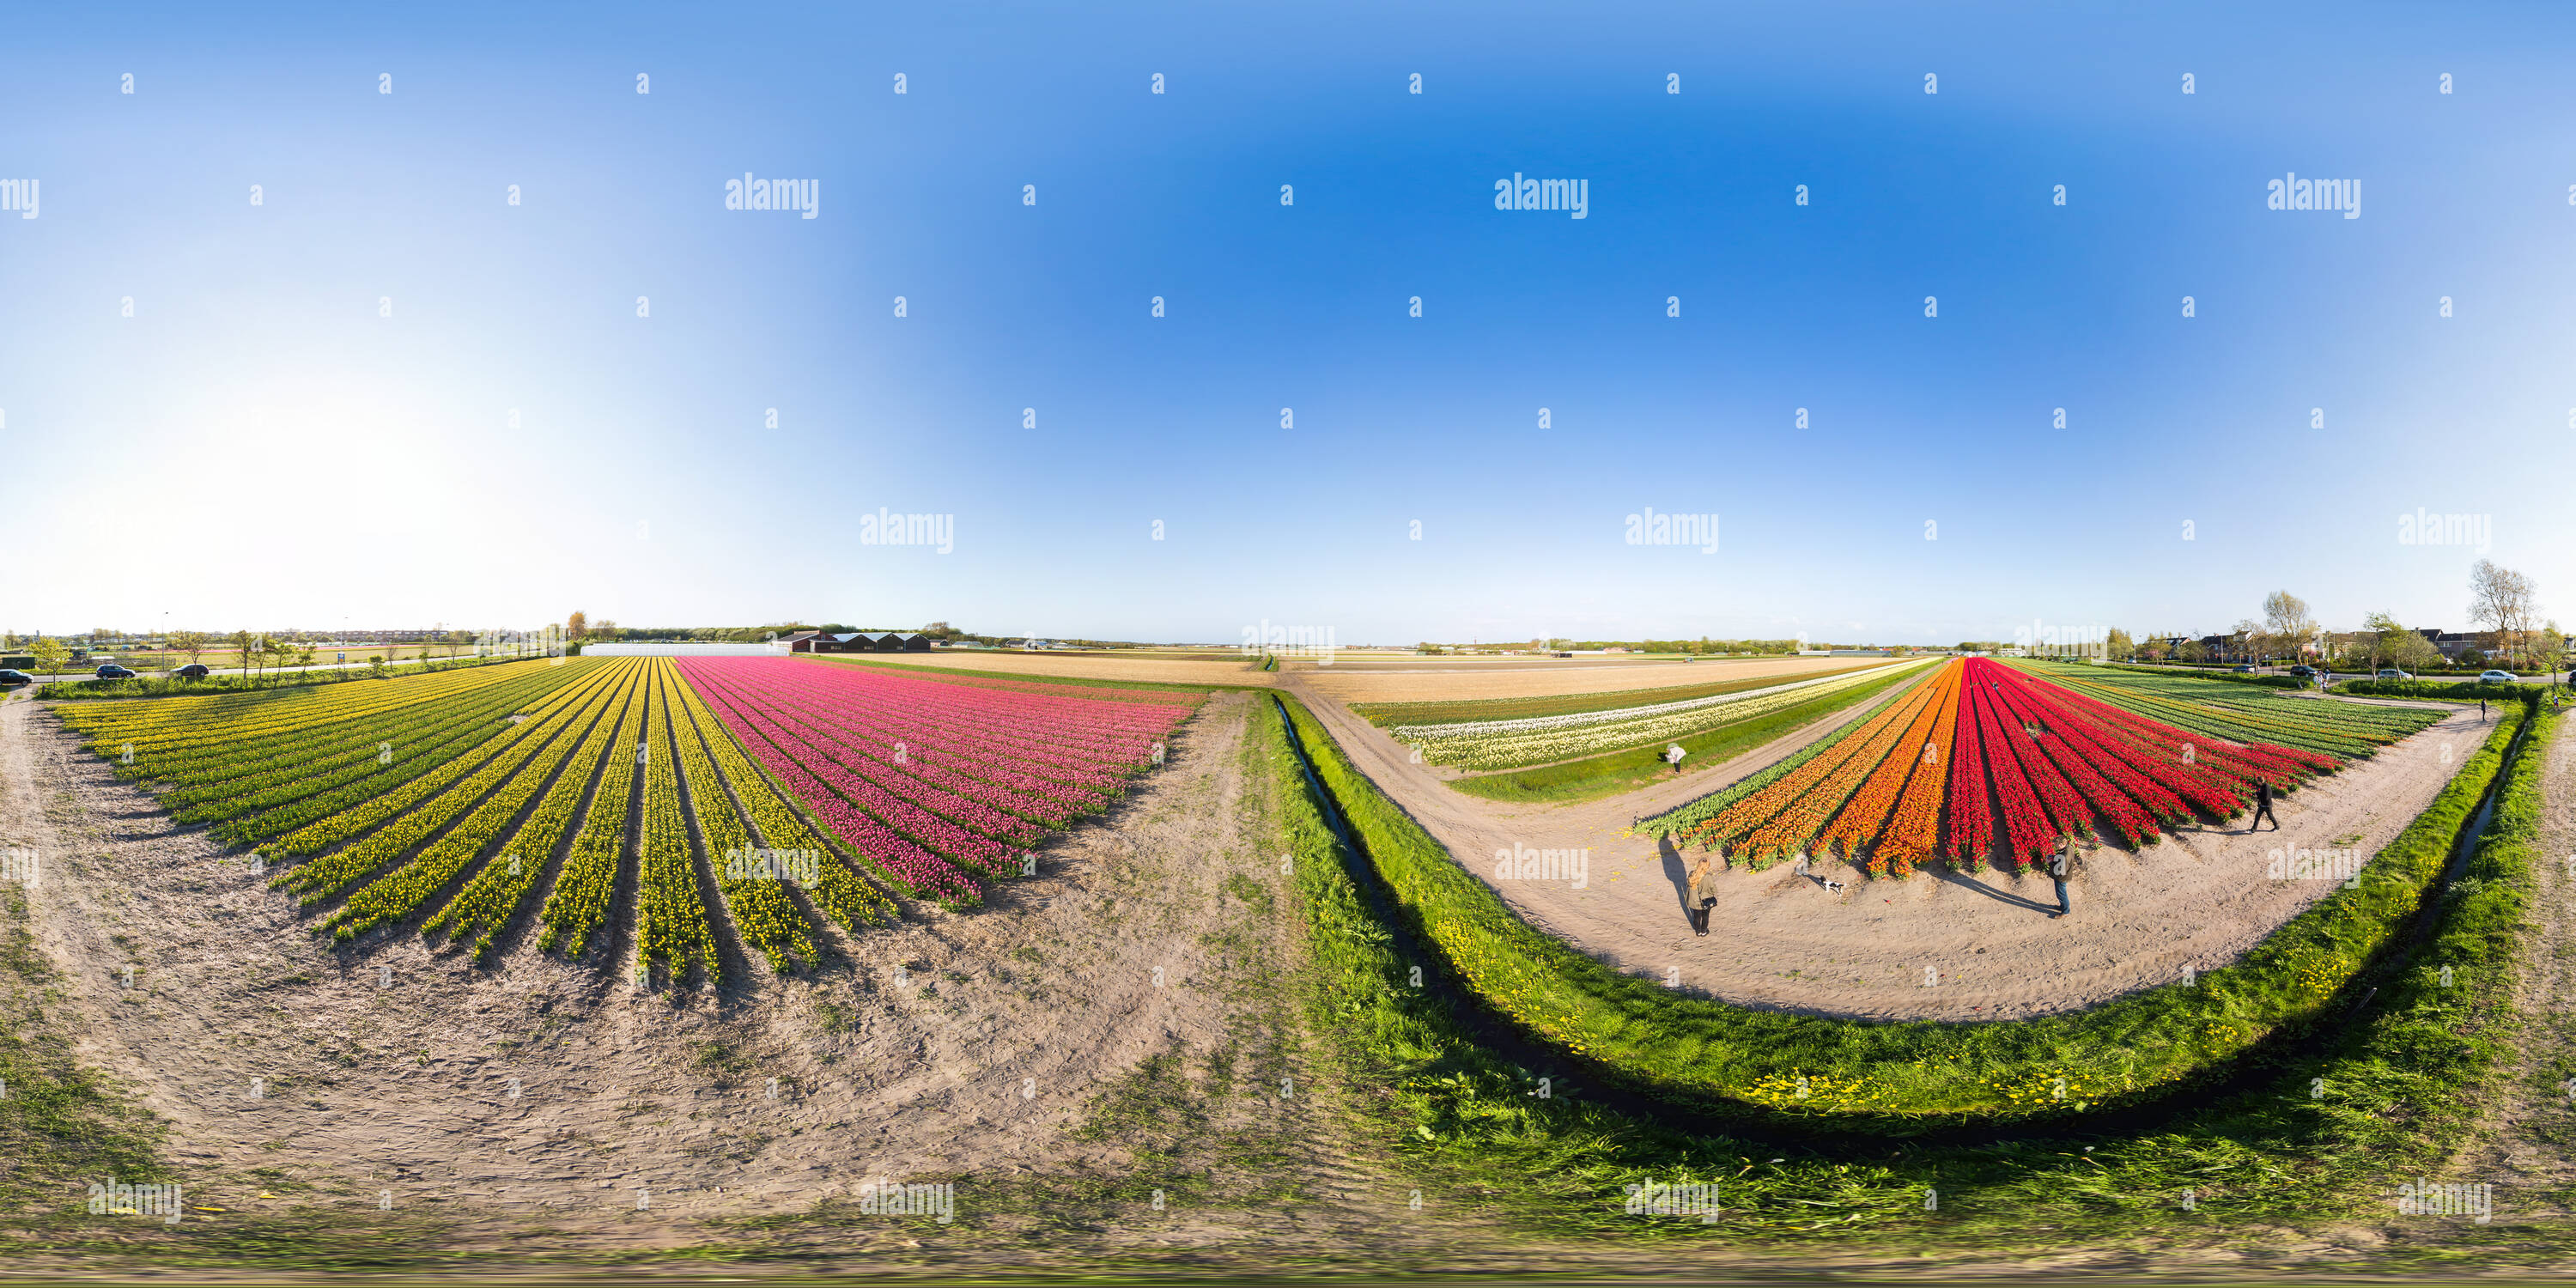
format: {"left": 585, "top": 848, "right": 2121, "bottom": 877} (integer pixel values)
{"left": 2049, "top": 843, "right": 2072, "bottom": 918}
{"left": 2251, "top": 778, "right": 2280, "bottom": 831}
{"left": 1686, "top": 856, "right": 1719, "bottom": 937}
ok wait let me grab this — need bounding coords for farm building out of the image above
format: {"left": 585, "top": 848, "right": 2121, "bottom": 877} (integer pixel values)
{"left": 787, "top": 631, "right": 932, "bottom": 653}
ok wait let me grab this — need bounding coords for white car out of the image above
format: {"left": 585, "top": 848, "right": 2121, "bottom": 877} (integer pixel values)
{"left": 2477, "top": 670, "right": 2517, "bottom": 684}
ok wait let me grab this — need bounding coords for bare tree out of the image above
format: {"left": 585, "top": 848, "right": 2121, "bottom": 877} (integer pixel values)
{"left": 2262, "top": 591, "right": 2315, "bottom": 666}
{"left": 2469, "top": 559, "right": 2537, "bottom": 669}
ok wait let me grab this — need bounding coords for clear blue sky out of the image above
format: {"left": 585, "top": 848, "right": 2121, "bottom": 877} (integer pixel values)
{"left": 4, "top": 2, "right": 2572, "bottom": 645}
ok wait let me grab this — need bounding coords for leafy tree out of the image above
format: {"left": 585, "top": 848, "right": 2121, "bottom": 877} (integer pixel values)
{"left": 169, "top": 630, "right": 209, "bottom": 668}
{"left": 230, "top": 630, "right": 258, "bottom": 679}
{"left": 30, "top": 637, "right": 67, "bottom": 677}
{"left": 567, "top": 611, "right": 589, "bottom": 641}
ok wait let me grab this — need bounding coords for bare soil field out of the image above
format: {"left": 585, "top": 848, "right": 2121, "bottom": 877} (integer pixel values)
{"left": 1284, "top": 671, "right": 2488, "bottom": 1021}
{"left": 1299, "top": 654, "right": 1892, "bottom": 705}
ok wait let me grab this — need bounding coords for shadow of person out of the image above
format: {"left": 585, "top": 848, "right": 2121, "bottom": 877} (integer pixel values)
{"left": 1658, "top": 835, "right": 1692, "bottom": 920}
{"left": 1929, "top": 865, "right": 2061, "bottom": 914}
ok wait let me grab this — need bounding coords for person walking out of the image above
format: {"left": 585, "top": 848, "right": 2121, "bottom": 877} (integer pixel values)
{"left": 2251, "top": 778, "right": 2280, "bottom": 831}
{"left": 2049, "top": 843, "right": 2072, "bottom": 918}
{"left": 1686, "top": 855, "right": 1719, "bottom": 937}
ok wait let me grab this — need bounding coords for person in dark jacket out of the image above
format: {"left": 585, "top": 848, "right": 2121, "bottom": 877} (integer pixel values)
{"left": 2251, "top": 779, "right": 2280, "bottom": 831}
{"left": 2049, "top": 843, "right": 2072, "bottom": 917}
{"left": 1686, "top": 856, "right": 1719, "bottom": 937}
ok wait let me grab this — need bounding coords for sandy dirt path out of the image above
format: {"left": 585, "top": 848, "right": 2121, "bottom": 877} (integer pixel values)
{"left": 1279, "top": 672, "right": 2488, "bottom": 1021}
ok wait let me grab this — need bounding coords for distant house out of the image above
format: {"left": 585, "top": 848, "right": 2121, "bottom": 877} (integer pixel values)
{"left": 2431, "top": 630, "right": 2488, "bottom": 659}
{"left": 777, "top": 630, "right": 824, "bottom": 652}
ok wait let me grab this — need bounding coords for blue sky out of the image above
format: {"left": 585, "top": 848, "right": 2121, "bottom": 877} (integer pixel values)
{"left": 4, "top": 2, "right": 2573, "bottom": 645}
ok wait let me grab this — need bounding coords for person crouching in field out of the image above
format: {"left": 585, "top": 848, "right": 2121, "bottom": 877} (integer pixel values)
{"left": 1686, "top": 856, "right": 1718, "bottom": 937}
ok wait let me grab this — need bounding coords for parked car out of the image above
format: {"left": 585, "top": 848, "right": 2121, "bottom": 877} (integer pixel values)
{"left": 2376, "top": 668, "right": 2412, "bottom": 681}
{"left": 2287, "top": 665, "right": 2316, "bottom": 677}
{"left": 0, "top": 669, "right": 31, "bottom": 687}
{"left": 2478, "top": 670, "right": 2518, "bottom": 685}
{"left": 173, "top": 663, "right": 211, "bottom": 679}
{"left": 94, "top": 664, "right": 138, "bottom": 679}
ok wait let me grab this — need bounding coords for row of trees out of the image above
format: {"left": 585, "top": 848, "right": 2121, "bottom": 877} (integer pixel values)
{"left": 2110, "top": 562, "right": 2563, "bottom": 675}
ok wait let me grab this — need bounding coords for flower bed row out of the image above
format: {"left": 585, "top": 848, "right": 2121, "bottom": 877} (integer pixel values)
{"left": 1650, "top": 659, "right": 2436, "bottom": 870}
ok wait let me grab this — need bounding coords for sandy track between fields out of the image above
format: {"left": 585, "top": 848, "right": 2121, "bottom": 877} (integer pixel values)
{"left": 0, "top": 692, "right": 1449, "bottom": 1250}
{"left": 1280, "top": 673, "right": 2486, "bottom": 1021}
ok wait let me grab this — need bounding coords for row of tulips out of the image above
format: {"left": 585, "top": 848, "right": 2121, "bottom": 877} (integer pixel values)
{"left": 689, "top": 666, "right": 1113, "bottom": 821}
{"left": 690, "top": 682, "right": 982, "bottom": 904}
{"left": 687, "top": 667, "right": 1053, "bottom": 841}
{"left": 695, "top": 682, "right": 1020, "bottom": 878}
{"left": 738, "top": 662, "right": 1181, "bottom": 782}
{"left": 676, "top": 658, "right": 1194, "bottom": 905}
{"left": 1814, "top": 660, "right": 1960, "bottom": 869}
{"left": 189, "top": 672, "right": 575, "bottom": 831}
{"left": 1964, "top": 677, "right": 2057, "bottom": 862}
{"left": 664, "top": 672, "right": 899, "bottom": 933}
{"left": 63, "top": 659, "right": 546, "bottom": 766}
{"left": 426, "top": 663, "right": 646, "bottom": 960}
{"left": 534, "top": 660, "right": 653, "bottom": 957}
{"left": 273, "top": 664, "right": 631, "bottom": 897}
{"left": 1652, "top": 658, "right": 2451, "bottom": 872}
{"left": 665, "top": 660, "right": 817, "bottom": 974}
{"left": 635, "top": 664, "right": 720, "bottom": 982}
{"left": 321, "top": 664, "right": 636, "bottom": 938}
